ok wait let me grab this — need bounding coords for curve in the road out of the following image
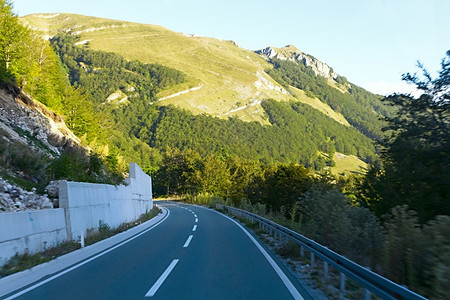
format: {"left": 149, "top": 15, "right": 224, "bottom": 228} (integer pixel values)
{"left": 2, "top": 203, "right": 310, "bottom": 300}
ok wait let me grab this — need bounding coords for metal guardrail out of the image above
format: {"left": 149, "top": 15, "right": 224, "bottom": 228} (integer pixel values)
{"left": 218, "top": 204, "right": 427, "bottom": 300}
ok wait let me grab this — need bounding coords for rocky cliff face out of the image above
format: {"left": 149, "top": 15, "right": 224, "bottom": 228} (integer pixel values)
{"left": 0, "top": 85, "right": 80, "bottom": 156}
{"left": 0, "top": 84, "right": 80, "bottom": 212}
{"left": 255, "top": 45, "right": 338, "bottom": 81}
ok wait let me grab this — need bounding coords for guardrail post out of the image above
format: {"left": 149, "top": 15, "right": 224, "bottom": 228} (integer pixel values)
{"left": 323, "top": 261, "right": 328, "bottom": 282}
{"left": 340, "top": 273, "right": 346, "bottom": 294}
{"left": 363, "top": 267, "right": 372, "bottom": 300}
{"left": 363, "top": 288, "right": 371, "bottom": 300}
{"left": 310, "top": 252, "right": 315, "bottom": 267}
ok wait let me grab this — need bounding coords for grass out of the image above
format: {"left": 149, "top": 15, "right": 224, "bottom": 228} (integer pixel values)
{"left": 85, "top": 206, "right": 161, "bottom": 245}
{"left": 0, "top": 206, "right": 161, "bottom": 278}
{"left": 0, "top": 241, "right": 80, "bottom": 278}
{"left": 330, "top": 152, "right": 368, "bottom": 176}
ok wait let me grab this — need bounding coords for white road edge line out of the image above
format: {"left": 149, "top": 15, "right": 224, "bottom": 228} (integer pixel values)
{"left": 4, "top": 207, "right": 171, "bottom": 300}
{"left": 183, "top": 235, "right": 193, "bottom": 248}
{"left": 145, "top": 259, "right": 179, "bottom": 297}
{"left": 192, "top": 225, "right": 197, "bottom": 232}
{"left": 212, "top": 209, "right": 304, "bottom": 300}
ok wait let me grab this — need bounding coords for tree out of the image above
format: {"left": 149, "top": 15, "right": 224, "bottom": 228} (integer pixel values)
{"left": 153, "top": 147, "right": 201, "bottom": 195}
{"left": 0, "top": 0, "right": 30, "bottom": 82}
{"left": 362, "top": 51, "right": 450, "bottom": 222}
{"left": 193, "top": 154, "right": 230, "bottom": 196}
{"left": 259, "top": 162, "right": 313, "bottom": 211}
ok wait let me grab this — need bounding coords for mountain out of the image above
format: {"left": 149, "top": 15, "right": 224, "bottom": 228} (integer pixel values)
{"left": 18, "top": 13, "right": 389, "bottom": 172}
{"left": 21, "top": 13, "right": 292, "bottom": 124}
{"left": 20, "top": 13, "right": 385, "bottom": 128}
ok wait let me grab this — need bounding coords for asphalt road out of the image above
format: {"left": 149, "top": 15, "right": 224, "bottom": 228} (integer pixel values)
{"left": 2, "top": 202, "right": 309, "bottom": 300}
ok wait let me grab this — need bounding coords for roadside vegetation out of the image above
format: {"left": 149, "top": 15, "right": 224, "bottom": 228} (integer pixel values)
{"left": 0, "top": 1, "right": 448, "bottom": 297}
{"left": 173, "top": 53, "right": 450, "bottom": 299}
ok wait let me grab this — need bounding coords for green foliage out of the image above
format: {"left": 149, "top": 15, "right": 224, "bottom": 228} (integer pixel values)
{"left": 381, "top": 206, "right": 450, "bottom": 299}
{"left": 422, "top": 215, "right": 450, "bottom": 299}
{"left": 186, "top": 192, "right": 225, "bottom": 207}
{"left": 381, "top": 205, "right": 421, "bottom": 287}
{"left": 0, "top": 128, "right": 50, "bottom": 191}
{"left": 266, "top": 58, "right": 392, "bottom": 140}
{"left": 192, "top": 154, "right": 231, "bottom": 196}
{"left": 0, "top": 0, "right": 31, "bottom": 83}
{"left": 98, "top": 220, "right": 111, "bottom": 236}
{"left": 50, "top": 33, "right": 186, "bottom": 104}
{"left": 141, "top": 206, "right": 161, "bottom": 221}
{"left": 47, "top": 148, "right": 124, "bottom": 185}
{"left": 361, "top": 52, "right": 450, "bottom": 223}
{"left": 296, "top": 187, "right": 382, "bottom": 266}
{"left": 120, "top": 100, "right": 376, "bottom": 169}
{"left": 153, "top": 147, "right": 202, "bottom": 195}
{"left": 254, "top": 163, "right": 314, "bottom": 211}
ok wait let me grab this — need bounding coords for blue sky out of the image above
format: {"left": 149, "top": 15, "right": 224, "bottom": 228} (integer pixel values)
{"left": 12, "top": 0, "right": 450, "bottom": 95}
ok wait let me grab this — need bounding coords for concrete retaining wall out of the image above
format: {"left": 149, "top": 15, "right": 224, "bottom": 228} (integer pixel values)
{"left": 0, "top": 209, "right": 67, "bottom": 266}
{"left": 60, "top": 163, "right": 153, "bottom": 240}
{"left": 0, "top": 163, "right": 152, "bottom": 267}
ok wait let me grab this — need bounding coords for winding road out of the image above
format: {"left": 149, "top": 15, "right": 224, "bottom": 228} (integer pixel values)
{"left": 1, "top": 202, "right": 310, "bottom": 299}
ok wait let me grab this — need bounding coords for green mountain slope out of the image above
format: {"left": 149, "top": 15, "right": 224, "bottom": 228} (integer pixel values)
{"left": 20, "top": 13, "right": 382, "bottom": 130}
{"left": 21, "top": 13, "right": 294, "bottom": 124}
{"left": 20, "top": 13, "right": 384, "bottom": 173}
{"left": 257, "top": 45, "right": 392, "bottom": 139}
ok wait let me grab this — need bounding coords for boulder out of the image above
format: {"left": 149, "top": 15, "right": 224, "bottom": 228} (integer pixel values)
{"left": 45, "top": 180, "right": 61, "bottom": 198}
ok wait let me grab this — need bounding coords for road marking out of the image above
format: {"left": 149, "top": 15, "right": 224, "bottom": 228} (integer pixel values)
{"left": 212, "top": 210, "right": 304, "bottom": 300}
{"left": 193, "top": 214, "right": 197, "bottom": 218}
{"left": 192, "top": 225, "right": 197, "bottom": 231}
{"left": 183, "top": 235, "right": 193, "bottom": 248}
{"left": 145, "top": 259, "right": 179, "bottom": 297}
{"left": 4, "top": 208, "right": 171, "bottom": 300}
{"left": 195, "top": 218, "right": 198, "bottom": 223}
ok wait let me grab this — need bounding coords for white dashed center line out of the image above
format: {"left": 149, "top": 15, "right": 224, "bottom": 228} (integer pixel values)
{"left": 195, "top": 218, "right": 198, "bottom": 223}
{"left": 145, "top": 259, "right": 179, "bottom": 297}
{"left": 183, "top": 235, "right": 193, "bottom": 248}
{"left": 192, "top": 225, "right": 197, "bottom": 231}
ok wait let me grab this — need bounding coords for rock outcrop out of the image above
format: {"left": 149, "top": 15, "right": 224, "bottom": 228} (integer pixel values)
{"left": 255, "top": 45, "right": 338, "bottom": 80}
{"left": 0, "top": 85, "right": 80, "bottom": 157}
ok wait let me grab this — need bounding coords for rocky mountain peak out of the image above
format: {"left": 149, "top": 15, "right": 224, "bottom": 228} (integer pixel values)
{"left": 255, "top": 45, "right": 338, "bottom": 81}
